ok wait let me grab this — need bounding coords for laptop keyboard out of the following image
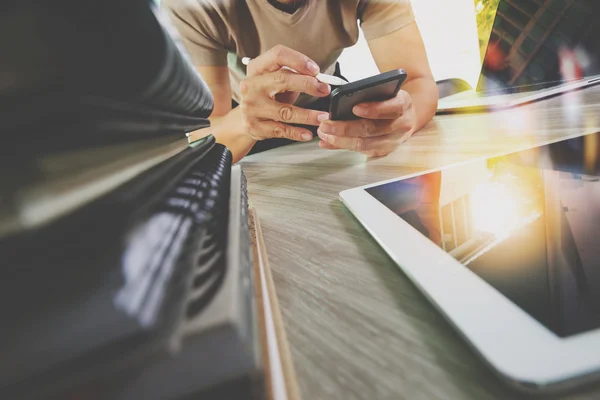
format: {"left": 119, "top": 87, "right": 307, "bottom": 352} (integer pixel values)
{"left": 164, "top": 149, "right": 233, "bottom": 321}
{"left": 0, "top": 139, "right": 259, "bottom": 399}
{"left": 142, "top": 5, "right": 214, "bottom": 118}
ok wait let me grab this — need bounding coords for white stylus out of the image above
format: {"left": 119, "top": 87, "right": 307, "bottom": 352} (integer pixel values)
{"left": 241, "top": 57, "right": 348, "bottom": 86}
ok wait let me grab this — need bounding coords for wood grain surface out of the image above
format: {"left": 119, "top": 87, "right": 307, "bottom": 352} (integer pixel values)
{"left": 250, "top": 208, "right": 302, "bottom": 400}
{"left": 240, "top": 86, "right": 600, "bottom": 400}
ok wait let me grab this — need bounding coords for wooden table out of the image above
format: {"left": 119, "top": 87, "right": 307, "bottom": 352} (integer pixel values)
{"left": 240, "top": 86, "right": 600, "bottom": 400}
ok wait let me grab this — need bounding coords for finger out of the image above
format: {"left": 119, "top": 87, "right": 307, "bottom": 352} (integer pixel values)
{"left": 247, "top": 45, "right": 320, "bottom": 77}
{"left": 248, "top": 119, "right": 315, "bottom": 142}
{"left": 352, "top": 92, "right": 411, "bottom": 120}
{"left": 251, "top": 100, "right": 329, "bottom": 126}
{"left": 362, "top": 149, "right": 393, "bottom": 158}
{"left": 317, "top": 130, "right": 367, "bottom": 152}
{"left": 360, "top": 131, "right": 413, "bottom": 156}
{"left": 318, "top": 118, "right": 390, "bottom": 138}
{"left": 318, "top": 140, "right": 340, "bottom": 150}
{"left": 254, "top": 69, "right": 330, "bottom": 97}
{"left": 317, "top": 129, "right": 410, "bottom": 152}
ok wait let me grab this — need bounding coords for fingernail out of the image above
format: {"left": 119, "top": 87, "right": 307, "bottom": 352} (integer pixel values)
{"left": 318, "top": 83, "right": 330, "bottom": 94}
{"left": 319, "top": 123, "right": 334, "bottom": 134}
{"left": 354, "top": 106, "right": 368, "bottom": 116}
{"left": 307, "top": 60, "right": 320, "bottom": 75}
{"left": 317, "top": 113, "right": 329, "bottom": 123}
{"left": 302, "top": 133, "right": 313, "bottom": 141}
{"left": 317, "top": 130, "right": 329, "bottom": 140}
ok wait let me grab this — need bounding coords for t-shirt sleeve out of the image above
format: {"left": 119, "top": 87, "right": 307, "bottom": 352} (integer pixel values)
{"left": 161, "top": 0, "right": 228, "bottom": 66}
{"left": 358, "top": 0, "right": 415, "bottom": 41}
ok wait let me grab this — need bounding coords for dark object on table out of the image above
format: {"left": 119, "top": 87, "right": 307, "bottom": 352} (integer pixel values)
{"left": 0, "top": 1, "right": 264, "bottom": 399}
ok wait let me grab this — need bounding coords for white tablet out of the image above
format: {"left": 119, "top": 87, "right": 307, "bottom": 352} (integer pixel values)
{"left": 340, "top": 132, "right": 600, "bottom": 393}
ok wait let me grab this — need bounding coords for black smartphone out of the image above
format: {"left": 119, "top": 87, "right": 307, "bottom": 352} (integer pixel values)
{"left": 329, "top": 69, "right": 407, "bottom": 121}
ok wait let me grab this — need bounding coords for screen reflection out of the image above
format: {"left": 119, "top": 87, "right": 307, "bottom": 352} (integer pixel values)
{"left": 367, "top": 132, "right": 600, "bottom": 337}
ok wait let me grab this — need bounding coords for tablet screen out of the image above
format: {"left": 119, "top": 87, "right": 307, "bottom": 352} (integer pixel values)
{"left": 366, "top": 133, "right": 600, "bottom": 338}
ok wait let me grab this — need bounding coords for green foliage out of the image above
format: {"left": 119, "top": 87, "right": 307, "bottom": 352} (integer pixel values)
{"left": 475, "top": 0, "right": 501, "bottom": 61}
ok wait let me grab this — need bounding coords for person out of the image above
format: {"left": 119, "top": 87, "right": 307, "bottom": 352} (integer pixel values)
{"left": 162, "top": 0, "right": 438, "bottom": 163}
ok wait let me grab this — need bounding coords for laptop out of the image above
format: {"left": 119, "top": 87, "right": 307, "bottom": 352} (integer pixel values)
{"left": 0, "top": 1, "right": 287, "bottom": 399}
{"left": 437, "top": 0, "right": 600, "bottom": 114}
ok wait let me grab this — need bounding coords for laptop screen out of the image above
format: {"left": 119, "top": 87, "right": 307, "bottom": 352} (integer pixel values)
{"left": 476, "top": 0, "right": 600, "bottom": 93}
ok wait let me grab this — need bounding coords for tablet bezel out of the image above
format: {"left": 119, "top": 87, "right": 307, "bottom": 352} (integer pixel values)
{"left": 339, "top": 151, "right": 600, "bottom": 392}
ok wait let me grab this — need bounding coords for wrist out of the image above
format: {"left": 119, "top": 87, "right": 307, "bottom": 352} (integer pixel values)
{"left": 211, "top": 109, "right": 257, "bottom": 163}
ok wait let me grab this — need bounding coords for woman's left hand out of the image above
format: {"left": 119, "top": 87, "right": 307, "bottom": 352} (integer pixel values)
{"left": 317, "top": 90, "right": 416, "bottom": 157}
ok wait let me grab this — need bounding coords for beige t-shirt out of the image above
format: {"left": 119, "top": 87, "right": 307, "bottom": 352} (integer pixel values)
{"left": 162, "top": 0, "right": 414, "bottom": 105}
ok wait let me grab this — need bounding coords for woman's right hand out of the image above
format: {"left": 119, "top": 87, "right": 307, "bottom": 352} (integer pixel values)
{"left": 240, "top": 45, "right": 331, "bottom": 142}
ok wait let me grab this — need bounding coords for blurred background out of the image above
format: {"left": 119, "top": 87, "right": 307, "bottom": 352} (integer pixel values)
{"left": 339, "top": 0, "right": 489, "bottom": 88}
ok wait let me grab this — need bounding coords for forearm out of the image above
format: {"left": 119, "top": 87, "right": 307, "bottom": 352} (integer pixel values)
{"left": 402, "top": 77, "right": 439, "bottom": 132}
{"left": 368, "top": 20, "right": 438, "bottom": 133}
{"left": 188, "top": 107, "right": 256, "bottom": 164}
